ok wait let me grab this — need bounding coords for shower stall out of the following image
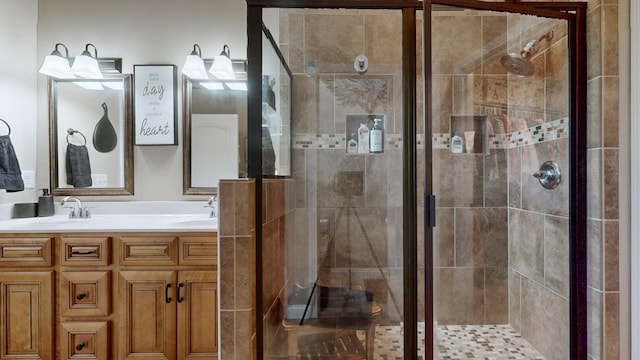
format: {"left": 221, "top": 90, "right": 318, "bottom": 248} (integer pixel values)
{"left": 246, "top": 1, "right": 586, "bottom": 359}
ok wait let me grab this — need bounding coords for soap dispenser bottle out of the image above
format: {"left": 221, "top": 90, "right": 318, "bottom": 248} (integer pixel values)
{"left": 357, "top": 123, "right": 369, "bottom": 153}
{"left": 451, "top": 130, "right": 463, "bottom": 154}
{"left": 347, "top": 133, "right": 358, "bottom": 153}
{"left": 369, "top": 118, "right": 384, "bottom": 153}
{"left": 37, "top": 189, "right": 54, "bottom": 217}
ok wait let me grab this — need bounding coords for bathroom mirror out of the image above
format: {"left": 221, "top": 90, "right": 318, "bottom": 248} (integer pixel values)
{"left": 49, "top": 75, "right": 134, "bottom": 195}
{"left": 182, "top": 77, "right": 248, "bottom": 195}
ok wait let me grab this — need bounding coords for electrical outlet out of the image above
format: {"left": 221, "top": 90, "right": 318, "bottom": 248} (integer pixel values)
{"left": 92, "top": 174, "right": 108, "bottom": 188}
{"left": 22, "top": 170, "right": 35, "bottom": 189}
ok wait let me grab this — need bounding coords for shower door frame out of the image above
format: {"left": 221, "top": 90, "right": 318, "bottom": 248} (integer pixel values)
{"left": 424, "top": 1, "right": 588, "bottom": 359}
{"left": 246, "top": 1, "right": 422, "bottom": 359}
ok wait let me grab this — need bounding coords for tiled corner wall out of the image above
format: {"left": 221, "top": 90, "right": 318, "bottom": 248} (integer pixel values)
{"left": 585, "top": 0, "right": 620, "bottom": 359}
{"left": 219, "top": 179, "right": 256, "bottom": 360}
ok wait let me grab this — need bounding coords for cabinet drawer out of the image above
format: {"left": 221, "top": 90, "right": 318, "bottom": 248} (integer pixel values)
{"left": 61, "top": 236, "right": 111, "bottom": 266}
{"left": 0, "top": 237, "right": 53, "bottom": 267}
{"left": 179, "top": 236, "right": 217, "bottom": 266}
{"left": 61, "top": 321, "right": 109, "bottom": 360}
{"left": 61, "top": 271, "right": 111, "bottom": 317}
{"left": 119, "top": 236, "right": 178, "bottom": 266}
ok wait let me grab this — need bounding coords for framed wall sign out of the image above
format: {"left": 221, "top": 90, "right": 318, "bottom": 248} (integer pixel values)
{"left": 133, "top": 64, "right": 178, "bottom": 145}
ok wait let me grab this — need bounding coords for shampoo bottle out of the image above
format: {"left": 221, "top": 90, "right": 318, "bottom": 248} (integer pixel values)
{"left": 37, "top": 189, "right": 54, "bottom": 217}
{"left": 451, "top": 130, "right": 463, "bottom": 154}
{"left": 347, "top": 133, "right": 358, "bottom": 153}
{"left": 369, "top": 118, "right": 384, "bottom": 153}
{"left": 357, "top": 123, "right": 369, "bottom": 154}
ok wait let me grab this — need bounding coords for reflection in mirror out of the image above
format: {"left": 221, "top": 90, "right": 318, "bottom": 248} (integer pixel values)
{"left": 262, "top": 28, "right": 292, "bottom": 177}
{"left": 49, "top": 75, "right": 133, "bottom": 195}
{"left": 183, "top": 78, "right": 247, "bottom": 195}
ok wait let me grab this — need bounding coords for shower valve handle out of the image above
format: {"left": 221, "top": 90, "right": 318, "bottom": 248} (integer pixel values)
{"left": 533, "top": 161, "right": 562, "bottom": 189}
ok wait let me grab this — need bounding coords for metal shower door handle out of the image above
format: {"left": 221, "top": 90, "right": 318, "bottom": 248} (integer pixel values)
{"left": 532, "top": 161, "right": 562, "bottom": 189}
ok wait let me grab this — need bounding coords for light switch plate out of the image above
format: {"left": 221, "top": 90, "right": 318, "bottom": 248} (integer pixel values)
{"left": 22, "top": 170, "right": 35, "bottom": 189}
{"left": 92, "top": 174, "right": 108, "bottom": 188}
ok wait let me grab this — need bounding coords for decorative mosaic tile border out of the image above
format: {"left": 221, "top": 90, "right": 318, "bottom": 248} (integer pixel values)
{"left": 293, "top": 118, "right": 567, "bottom": 151}
{"left": 292, "top": 133, "right": 421, "bottom": 150}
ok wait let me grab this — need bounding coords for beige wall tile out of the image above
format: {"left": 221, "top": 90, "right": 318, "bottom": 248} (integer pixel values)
{"left": 509, "top": 270, "right": 521, "bottom": 332}
{"left": 587, "top": 6, "right": 602, "bottom": 80}
{"left": 434, "top": 207, "right": 454, "bottom": 267}
{"left": 545, "top": 215, "right": 570, "bottom": 298}
{"left": 587, "top": 149, "right": 603, "bottom": 219}
{"left": 546, "top": 38, "right": 569, "bottom": 119}
{"left": 602, "top": 6, "right": 618, "bottom": 76}
{"left": 604, "top": 292, "right": 620, "bottom": 359}
{"left": 236, "top": 236, "right": 253, "bottom": 309}
{"left": 220, "top": 236, "right": 236, "bottom": 310}
{"left": 236, "top": 310, "right": 253, "bottom": 360}
{"left": 432, "top": 15, "right": 482, "bottom": 74}
{"left": 365, "top": 150, "right": 403, "bottom": 208}
{"left": 219, "top": 311, "right": 236, "bottom": 359}
{"left": 485, "top": 267, "right": 508, "bottom": 324}
{"left": 603, "top": 149, "right": 619, "bottom": 219}
{"left": 288, "top": 13, "right": 304, "bottom": 74}
{"left": 436, "top": 267, "right": 484, "bottom": 325}
{"left": 587, "top": 287, "right": 603, "bottom": 359}
{"left": 482, "top": 16, "right": 508, "bottom": 75}
{"left": 602, "top": 77, "right": 619, "bottom": 147}
{"left": 219, "top": 181, "right": 235, "bottom": 237}
{"left": 364, "top": 13, "right": 402, "bottom": 74}
{"left": 304, "top": 14, "right": 364, "bottom": 73}
{"left": 291, "top": 75, "right": 317, "bottom": 134}
{"left": 521, "top": 139, "right": 569, "bottom": 217}
{"left": 588, "top": 219, "right": 604, "bottom": 291}
{"left": 455, "top": 208, "right": 508, "bottom": 267}
{"left": 520, "top": 277, "right": 569, "bottom": 360}
{"left": 604, "top": 221, "right": 619, "bottom": 291}
{"left": 509, "top": 209, "right": 545, "bottom": 284}
{"left": 587, "top": 78, "right": 603, "bottom": 149}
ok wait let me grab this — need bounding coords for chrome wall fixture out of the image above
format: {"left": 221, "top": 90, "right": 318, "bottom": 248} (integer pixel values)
{"left": 354, "top": 54, "right": 369, "bottom": 74}
{"left": 533, "top": 160, "right": 562, "bottom": 189}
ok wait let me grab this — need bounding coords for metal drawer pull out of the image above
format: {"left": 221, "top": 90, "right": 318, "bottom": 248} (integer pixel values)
{"left": 165, "top": 284, "right": 172, "bottom": 303}
{"left": 76, "top": 292, "right": 87, "bottom": 300}
{"left": 71, "top": 249, "right": 97, "bottom": 255}
{"left": 177, "top": 283, "right": 184, "bottom": 303}
{"left": 75, "top": 343, "right": 85, "bottom": 351}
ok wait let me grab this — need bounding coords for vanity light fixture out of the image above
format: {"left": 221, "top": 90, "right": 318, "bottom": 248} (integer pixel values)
{"left": 208, "top": 45, "right": 235, "bottom": 80}
{"left": 70, "top": 44, "right": 104, "bottom": 79}
{"left": 39, "top": 43, "right": 73, "bottom": 78}
{"left": 181, "top": 44, "right": 209, "bottom": 80}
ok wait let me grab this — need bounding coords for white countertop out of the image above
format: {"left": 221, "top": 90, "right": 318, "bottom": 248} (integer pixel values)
{"left": 0, "top": 201, "right": 218, "bottom": 233}
{"left": 0, "top": 214, "right": 218, "bottom": 233}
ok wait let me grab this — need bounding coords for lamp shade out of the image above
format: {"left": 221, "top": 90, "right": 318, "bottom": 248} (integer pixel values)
{"left": 209, "top": 45, "right": 235, "bottom": 80}
{"left": 181, "top": 44, "right": 208, "bottom": 79}
{"left": 39, "top": 43, "right": 73, "bottom": 78}
{"left": 71, "top": 44, "right": 103, "bottom": 79}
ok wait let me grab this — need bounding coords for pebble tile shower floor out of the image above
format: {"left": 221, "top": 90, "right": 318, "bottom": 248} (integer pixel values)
{"left": 373, "top": 323, "right": 546, "bottom": 359}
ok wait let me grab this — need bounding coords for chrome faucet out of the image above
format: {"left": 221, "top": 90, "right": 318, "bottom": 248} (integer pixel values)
{"left": 60, "top": 196, "right": 90, "bottom": 218}
{"left": 205, "top": 195, "right": 218, "bottom": 218}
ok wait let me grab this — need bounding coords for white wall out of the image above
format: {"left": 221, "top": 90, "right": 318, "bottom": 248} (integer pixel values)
{"left": 0, "top": 0, "right": 38, "bottom": 204}
{"left": 33, "top": 0, "right": 247, "bottom": 201}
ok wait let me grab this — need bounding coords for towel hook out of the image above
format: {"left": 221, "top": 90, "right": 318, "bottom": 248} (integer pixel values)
{"left": 0, "top": 118, "right": 11, "bottom": 136}
{"left": 66, "top": 128, "right": 87, "bottom": 146}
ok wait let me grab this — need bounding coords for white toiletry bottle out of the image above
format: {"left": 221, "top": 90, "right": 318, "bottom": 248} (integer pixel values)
{"left": 451, "top": 130, "right": 463, "bottom": 153}
{"left": 357, "top": 123, "right": 369, "bottom": 153}
{"left": 347, "top": 133, "right": 358, "bottom": 153}
{"left": 370, "top": 118, "right": 384, "bottom": 153}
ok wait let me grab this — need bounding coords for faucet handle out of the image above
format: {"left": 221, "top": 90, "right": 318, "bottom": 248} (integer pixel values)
{"left": 79, "top": 207, "right": 92, "bottom": 218}
{"left": 64, "top": 206, "right": 77, "bottom": 219}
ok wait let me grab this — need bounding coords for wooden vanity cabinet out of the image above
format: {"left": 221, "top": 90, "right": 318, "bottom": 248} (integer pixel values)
{"left": 0, "top": 235, "right": 54, "bottom": 360}
{"left": 59, "top": 234, "right": 114, "bottom": 360}
{"left": 117, "top": 233, "right": 218, "bottom": 360}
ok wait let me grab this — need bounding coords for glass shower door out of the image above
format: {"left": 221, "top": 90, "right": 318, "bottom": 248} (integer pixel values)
{"left": 429, "top": 3, "right": 576, "bottom": 359}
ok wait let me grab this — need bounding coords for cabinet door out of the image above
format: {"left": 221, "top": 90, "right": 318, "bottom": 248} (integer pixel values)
{"left": 118, "top": 271, "right": 176, "bottom": 360}
{"left": 177, "top": 271, "right": 217, "bottom": 359}
{"left": 0, "top": 272, "right": 53, "bottom": 360}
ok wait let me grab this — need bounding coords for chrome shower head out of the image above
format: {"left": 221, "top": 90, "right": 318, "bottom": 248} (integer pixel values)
{"left": 501, "top": 30, "right": 554, "bottom": 77}
{"left": 500, "top": 52, "right": 535, "bottom": 77}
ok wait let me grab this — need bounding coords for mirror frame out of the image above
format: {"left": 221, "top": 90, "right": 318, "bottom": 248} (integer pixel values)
{"left": 48, "top": 75, "right": 134, "bottom": 196}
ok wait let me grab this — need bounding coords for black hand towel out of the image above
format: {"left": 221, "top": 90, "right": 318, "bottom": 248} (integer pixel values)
{"left": 66, "top": 143, "right": 92, "bottom": 188}
{"left": 0, "top": 135, "right": 24, "bottom": 192}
